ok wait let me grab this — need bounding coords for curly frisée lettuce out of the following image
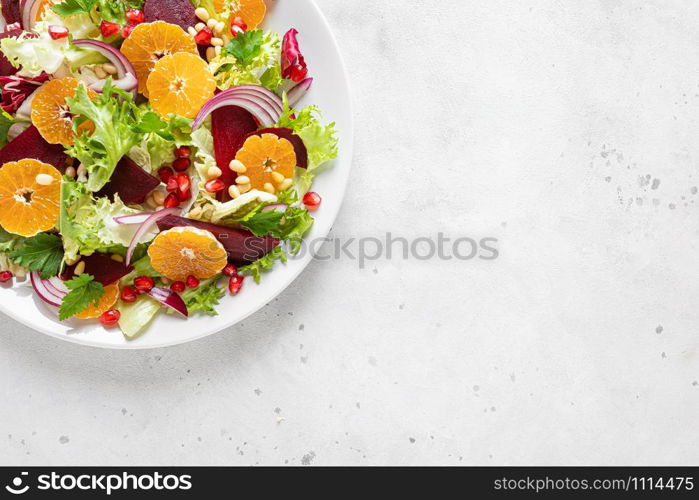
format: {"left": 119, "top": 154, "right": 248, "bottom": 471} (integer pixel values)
{"left": 0, "top": 23, "right": 70, "bottom": 78}
{"left": 209, "top": 30, "right": 282, "bottom": 91}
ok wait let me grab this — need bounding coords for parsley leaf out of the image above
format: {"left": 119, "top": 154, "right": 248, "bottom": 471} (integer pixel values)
{"left": 58, "top": 274, "right": 105, "bottom": 321}
{"left": 52, "top": 0, "right": 98, "bottom": 17}
{"left": 224, "top": 30, "right": 264, "bottom": 67}
{"left": 9, "top": 233, "right": 64, "bottom": 279}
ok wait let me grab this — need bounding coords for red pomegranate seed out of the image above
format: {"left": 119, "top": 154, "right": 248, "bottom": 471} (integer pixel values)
{"left": 289, "top": 64, "right": 308, "bottom": 83}
{"left": 120, "top": 285, "right": 138, "bottom": 303}
{"left": 125, "top": 9, "right": 145, "bottom": 25}
{"left": 100, "top": 309, "right": 121, "bottom": 327}
{"left": 194, "top": 27, "right": 213, "bottom": 45}
{"left": 121, "top": 24, "right": 135, "bottom": 38}
{"left": 164, "top": 193, "right": 180, "bottom": 208}
{"left": 176, "top": 188, "right": 191, "bottom": 202}
{"left": 158, "top": 166, "right": 174, "bottom": 183}
{"left": 303, "top": 191, "right": 322, "bottom": 211}
{"left": 170, "top": 281, "right": 186, "bottom": 293}
{"left": 165, "top": 176, "right": 178, "bottom": 193}
{"left": 48, "top": 25, "right": 69, "bottom": 40}
{"left": 228, "top": 275, "right": 244, "bottom": 295}
{"left": 176, "top": 172, "right": 191, "bottom": 196}
{"left": 133, "top": 276, "right": 154, "bottom": 293}
{"left": 100, "top": 20, "right": 121, "bottom": 38}
{"left": 173, "top": 157, "right": 190, "bottom": 172}
{"left": 231, "top": 16, "right": 247, "bottom": 33}
{"left": 223, "top": 264, "right": 238, "bottom": 277}
{"left": 175, "top": 146, "right": 191, "bottom": 158}
{"left": 186, "top": 275, "right": 200, "bottom": 288}
{"left": 205, "top": 179, "right": 226, "bottom": 193}
{"left": 0, "top": 270, "right": 13, "bottom": 283}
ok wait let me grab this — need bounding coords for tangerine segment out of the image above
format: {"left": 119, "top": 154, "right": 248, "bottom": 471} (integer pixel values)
{"left": 148, "top": 227, "right": 228, "bottom": 281}
{"left": 234, "top": 134, "right": 296, "bottom": 191}
{"left": 75, "top": 284, "right": 119, "bottom": 319}
{"left": 0, "top": 159, "right": 61, "bottom": 237}
{"left": 121, "top": 21, "right": 198, "bottom": 96}
{"left": 31, "top": 78, "right": 96, "bottom": 146}
{"left": 217, "top": 0, "right": 267, "bottom": 29}
{"left": 147, "top": 52, "right": 216, "bottom": 119}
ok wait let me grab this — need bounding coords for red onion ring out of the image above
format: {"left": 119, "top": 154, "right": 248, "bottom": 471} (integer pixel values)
{"left": 193, "top": 86, "right": 283, "bottom": 129}
{"left": 71, "top": 39, "right": 138, "bottom": 96}
{"left": 287, "top": 78, "right": 313, "bottom": 108}
{"left": 147, "top": 287, "right": 188, "bottom": 317}
{"left": 124, "top": 208, "right": 181, "bottom": 266}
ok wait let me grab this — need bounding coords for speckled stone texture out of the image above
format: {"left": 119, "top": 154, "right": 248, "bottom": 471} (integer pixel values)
{"left": 2, "top": 0, "right": 699, "bottom": 465}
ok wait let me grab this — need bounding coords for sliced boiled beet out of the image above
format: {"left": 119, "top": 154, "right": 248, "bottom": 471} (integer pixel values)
{"left": 212, "top": 105, "right": 258, "bottom": 201}
{"left": 143, "top": 0, "right": 197, "bottom": 31}
{"left": 156, "top": 215, "right": 280, "bottom": 266}
{"left": 62, "top": 254, "right": 134, "bottom": 286}
{"left": 97, "top": 156, "right": 160, "bottom": 204}
{"left": 246, "top": 127, "right": 308, "bottom": 169}
{"left": 0, "top": 28, "right": 23, "bottom": 76}
{"left": 0, "top": 125, "right": 67, "bottom": 170}
{"left": 1, "top": 0, "right": 21, "bottom": 25}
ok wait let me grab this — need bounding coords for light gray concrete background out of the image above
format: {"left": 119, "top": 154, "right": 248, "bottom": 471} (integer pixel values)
{"left": 2, "top": 0, "right": 699, "bottom": 465}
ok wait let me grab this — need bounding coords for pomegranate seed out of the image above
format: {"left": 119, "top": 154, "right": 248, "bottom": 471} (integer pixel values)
{"left": 223, "top": 264, "right": 238, "bottom": 277}
{"left": 170, "top": 281, "right": 186, "bottom": 293}
{"left": 303, "top": 191, "right": 322, "bottom": 211}
{"left": 100, "top": 309, "right": 121, "bottom": 327}
{"left": 133, "top": 276, "right": 154, "bottom": 293}
{"left": 173, "top": 157, "right": 190, "bottom": 172}
{"left": 0, "top": 270, "right": 13, "bottom": 283}
{"left": 125, "top": 9, "right": 145, "bottom": 25}
{"left": 176, "top": 188, "right": 191, "bottom": 202}
{"left": 158, "top": 167, "right": 174, "bottom": 183}
{"left": 121, "top": 285, "right": 138, "bottom": 303}
{"left": 231, "top": 16, "right": 247, "bottom": 32}
{"left": 289, "top": 64, "right": 308, "bottom": 83}
{"left": 205, "top": 179, "right": 226, "bottom": 193}
{"left": 164, "top": 193, "right": 180, "bottom": 208}
{"left": 100, "top": 20, "right": 121, "bottom": 38}
{"left": 175, "top": 146, "right": 191, "bottom": 158}
{"left": 176, "top": 172, "right": 191, "bottom": 196}
{"left": 121, "top": 24, "right": 135, "bottom": 38}
{"left": 186, "top": 275, "right": 200, "bottom": 288}
{"left": 228, "top": 275, "right": 244, "bottom": 295}
{"left": 194, "top": 27, "right": 213, "bottom": 45}
{"left": 48, "top": 25, "right": 69, "bottom": 40}
{"left": 166, "top": 176, "right": 178, "bottom": 192}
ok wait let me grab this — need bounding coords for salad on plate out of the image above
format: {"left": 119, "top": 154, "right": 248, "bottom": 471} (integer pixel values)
{"left": 0, "top": 0, "right": 338, "bottom": 338}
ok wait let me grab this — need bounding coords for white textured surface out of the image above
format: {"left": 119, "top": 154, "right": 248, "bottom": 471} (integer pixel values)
{"left": 2, "top": 0, "right": 699, "bottom": 465}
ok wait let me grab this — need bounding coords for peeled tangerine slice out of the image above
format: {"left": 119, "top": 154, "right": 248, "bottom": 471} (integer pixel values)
{"left": 233, "top": 134, "right": 297, "bottom": 195}
{"left": 0, "top": 159, "right": 61, "bottom": 237}
{"left": 148, "top": 226, "right": 228, "bottom": 281}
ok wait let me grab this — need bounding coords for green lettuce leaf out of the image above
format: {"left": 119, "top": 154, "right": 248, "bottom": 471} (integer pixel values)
{"left": 239, "top": 246, "right": 287, "bottom": 283}
{"left": 181, "top": 278, "right": 225, "bottom": 316}
{"left": 117, "top": 295, "right": 161, "bottom": 339}
{"left": 0, "top": 23, "right": 70, "bottom": 77}
{"left": 209, "top": 30, "right": 282, "bottom": 91}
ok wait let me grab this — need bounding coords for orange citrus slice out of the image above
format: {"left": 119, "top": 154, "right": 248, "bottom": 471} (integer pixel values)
{"left": 0, "top": 159, "right": 61, "bottom": 237}
{"left": 216, "top": 0, "right": 266, "bottom": 29}
{"left": 31, "top": 78, "right": 96, "bottom": 146}
{"left": 147, "top": 52, "right": 216, "bottom": 119}
{"left": 234, "top": 134, "right": 296, "bottom": 192}
{"left": 75, "top": 284, "right": 119, "bottom": 319}
{"left": 148, "top": 227, "right": 228, "bottom": 281}
{"left": 121, "top": 21, "right": 198, "bottom": 97}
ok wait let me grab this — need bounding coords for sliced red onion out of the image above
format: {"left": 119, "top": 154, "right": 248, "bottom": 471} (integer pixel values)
{"left": 147, "top": 287, "right": 188, "bottom": 317}
{"left": 0, "top": 15, "right": 6, "bottom": 32}
{"left": 114, "top": 212, "right": 155, "bottom": 225}
{"left": 193, "top": 86, "right": 283, "bottom": 129}
{"left": 20, "top": 0, "right": 42, "bottom": 31}
{"left": 71, "top": 39, "right": 138, "bottom": 96}
{"left": 47, "top": 276, "right": 69, "bottom": 294}
{"left": 287, "top": 78, "right": 313, "bottom": 108}
{"left": 30, "top": 271, "right": 65, "bottom": 308}
{"left": 125, "top": 207, "right": 181, "bottom": 266}
{"left": 261, "top": 203, "right": 288, "bottom": 213}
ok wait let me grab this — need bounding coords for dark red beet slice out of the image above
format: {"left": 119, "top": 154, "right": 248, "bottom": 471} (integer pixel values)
{"left": 0, "top": 125, "right": 67, "bottom": 170}
{"left": 1, "top": 0, "right": 21, "bottom": 25}
{"left": 62, "top": 254, "right": 134, "bottom": 286}
{"left": 212, "top": 105, "right": 258, "bottom": 201}
{"left": 143, "top": 0, "right": 197, "bottom": 31}
{"left": 0, "top": 28, "right": 23, "bottom": 76}
{"left": 246, "top": 127, "right": 308, "bottom": 169}
{"left": 97, "top": 156, "right": 160, "bottom": 204}
{"left": 156, "top": 215, "right": 279, "bottom": 266}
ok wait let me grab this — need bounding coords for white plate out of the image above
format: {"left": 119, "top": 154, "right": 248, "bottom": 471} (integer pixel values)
{"left": 0, "top": 0, "right": 353, "bottom": 349}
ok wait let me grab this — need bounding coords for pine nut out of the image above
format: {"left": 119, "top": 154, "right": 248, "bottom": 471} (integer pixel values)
{"left": 74, "top": 261, "right": 86, "bottom": 276}
{"left": 263, "top": 182, "right": 275, "bottom": 194}
{"left": 65, "top": 255, "right": 81, "bottom": 266}
{"left": 195, "top": 22, "right": 206, "bottom": 31}
{"left": 235, "top": 175, "right": 250, "bottom": 185}
{"left": 228, "top": 185, "right": 241, "bottom": 198}
{"left": 77, "top": 164, "right": 87, "bottom": 177}
{"left": 207, "top": 166, "right": 222, "bottom": 179}
{"left": 279, "top": 178, "right": 293, "bottom": 191}
{"left": 238, "top": 183, "right": 251, "bottom": 194}
{"left": 65, "top": 166, "right": 76, "bottom": 178}
{"left": 214, "top": 21, "right": 225, "bottom": 35}
{"left": 145, "top": 194, "right": 158, "bottom": 208}
{"left": 161, "top": 277, "right": 171, "bottom": 285}
{"left": 211, "top": 37, "right": 223, "bottom": 47}
{"left": 35, "top": 173, "right": 54, "bottom": 185}
{"left": 271, "top": 171, "right": 285, "bottom": 184}
{"left": 195, "top": 7, "right": 210, "bottom": 22}
{"left": 14, "top": 268, "right": 26, "bottom": 279}
{"left": 94, "top": 66, "right": 107, "bottom": 79}
{"left": 103, "top": 63, "right": 118, "bottom": 75}
{"left": 206, "top": 47, "right": 216, "bottom": 61}
{"left": 207, "top": 18, "right": 218, "bottom": 30}
{"left": 188, "top": 26, "right": 197, "bottom": 37}
{"left": 111, "top": 254, "right": 124, "bottom": 263}
{"left": 188, "top": 206, "right": 202, "bottom": 219}
{"left": 229, "top": 159, "right": 246, "bottom": 173}
{"left": 152, "top": 190, "right": 166, "bottom": 205}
